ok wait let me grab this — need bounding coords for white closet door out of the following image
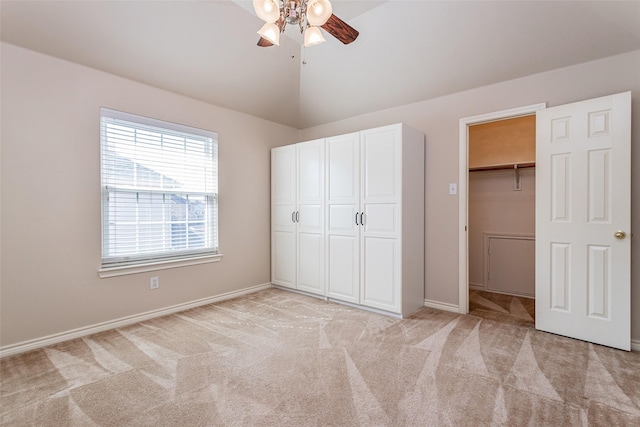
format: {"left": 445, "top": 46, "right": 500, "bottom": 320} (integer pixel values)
{"left": 536, "top": 92, "right": 631, "bottom": 351}
{"left": 271, "top": 145, "right": 296, "bottom": 288}
{"left": 296, "top": 140, "right": 325, "bottom": 295}
{"left": 326, "top": 133, "right": 360, "bottom": 303}
{"left": 360, "top": 125, "right": 402, "bottom": 312}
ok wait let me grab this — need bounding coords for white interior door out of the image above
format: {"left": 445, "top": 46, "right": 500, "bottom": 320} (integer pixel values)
{"left": 536, "top": 92, "right": 631, "bottom": 350}
{"left": 326, "top": 132, "right": 360, "bottom": 303}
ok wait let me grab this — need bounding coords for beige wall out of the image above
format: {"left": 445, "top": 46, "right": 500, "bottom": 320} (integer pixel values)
{"left": 2, "top": 43, "right": 640, "bottom": 348}
{"left": 300, "top": 50, "right": 640, "bottom": 343}
{"left": 0, "top": 43, "right": 299, "bottom": 347}
{"left": 468, "top": 169, "right": 536, "bottom": 288}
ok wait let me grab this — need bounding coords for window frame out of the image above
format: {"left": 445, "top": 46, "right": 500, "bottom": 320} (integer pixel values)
{"left": 98, "top": 108, "right": 221, "bottom": 278}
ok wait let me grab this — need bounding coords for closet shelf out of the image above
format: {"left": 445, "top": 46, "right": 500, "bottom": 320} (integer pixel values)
{"left": 469, "top": 162, "right": 535, "bottom": 172}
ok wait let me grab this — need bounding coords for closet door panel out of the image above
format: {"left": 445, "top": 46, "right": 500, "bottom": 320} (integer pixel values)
{"left": 272, "top": 146, "right": 297, "bottom": 205}
{"left": 297, "top": 232, "right": 324, "bottom": 294}
{"left": 364, "top": 204, "right": 398, "bottom": 236}
{"left": 273, "top": 205, "right": 295, "bottom": 229}
{"left": 297, "top": 202, "right": 324, "bottom": 295}
{"left": 327, "top": 235, "right": 359, "bottom": 302}
{"left": 272, "top": 231, "right": 296, "bottom": 289}
{"left": 298, "top": 204, "right": 323, "bottom": 233}
{"left": 329, "top": 205, "right": 358, "bottom": 230}
{"left": 271, "top": 146, "right": 296, "bottom": 234}
{"left": 361, "top": 127, "right": 400, "bottom": 202}
{"left": 327, "top": 134, "right": 359, "bottom": 200}
{"left": 297, "top": 141, "right": 324, "bottom": 203}
{"left": 361, "top": 236, "right": 398, "bottom": 310}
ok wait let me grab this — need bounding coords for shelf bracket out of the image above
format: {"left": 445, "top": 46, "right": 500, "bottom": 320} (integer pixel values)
{"left": 514, "top": 164, "right": 521, "bottom": 191}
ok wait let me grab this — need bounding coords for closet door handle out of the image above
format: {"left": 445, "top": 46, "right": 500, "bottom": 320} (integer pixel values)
{"left": 355, "top": 213, "right": 359, "bottom": 225}
{"left": 296, "top": 211, "right": 300, "bottom": 222}
{"left": 292, "top": 211, "right": 296, "bottom": 223}
{"left": 360, "top": 213, "right": 364, "bottom": 225}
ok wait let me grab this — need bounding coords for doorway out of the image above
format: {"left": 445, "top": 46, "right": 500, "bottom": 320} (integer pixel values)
{"left": 468, "top": 115, "right": 536, "bottom": 322}
{"left": 457, "top": 103, "right": 546, "bottom": 315}
{"left": 458, "top": 93, "right": 632, "bottom": 351}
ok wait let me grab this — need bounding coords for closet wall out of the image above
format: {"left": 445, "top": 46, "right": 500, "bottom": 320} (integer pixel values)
{"left": 468, "top": 116, "right": 536, "bottom": 297}
{"left": 468, "top": 169, "right": 535, "bottom": 295}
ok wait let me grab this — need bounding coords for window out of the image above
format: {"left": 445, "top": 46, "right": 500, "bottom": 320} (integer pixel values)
{"left": 100, "top": 108, "right": 218, "bottom": 274}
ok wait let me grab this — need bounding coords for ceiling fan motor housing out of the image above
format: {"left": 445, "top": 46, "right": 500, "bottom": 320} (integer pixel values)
{"left": 285, "top": 0, "right": 304, "bottom": 25}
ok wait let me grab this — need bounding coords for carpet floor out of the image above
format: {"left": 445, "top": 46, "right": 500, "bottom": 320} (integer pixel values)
{"left": 469, "top": 289, "right": 535, "bottom": 327}
{"left": 1, "top": 288, "right": 639, "bottom": 426}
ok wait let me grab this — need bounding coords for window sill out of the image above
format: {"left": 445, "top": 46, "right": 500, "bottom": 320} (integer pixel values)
{"left": 98, "top": 253, "right": 223, "bottom": 278}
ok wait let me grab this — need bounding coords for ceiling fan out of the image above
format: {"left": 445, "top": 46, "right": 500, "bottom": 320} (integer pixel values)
{"left": 253, "top": 0, "right": 359, "bottom": 48}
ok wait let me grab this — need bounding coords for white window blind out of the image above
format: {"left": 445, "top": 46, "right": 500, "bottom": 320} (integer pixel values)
{"left": 100, "top": 108, "right": 218, "bottom": 268}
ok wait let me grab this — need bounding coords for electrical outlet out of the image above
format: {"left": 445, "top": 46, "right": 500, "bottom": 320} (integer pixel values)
{"left": 150, "top": 276, "right": 159, "bottom": 290}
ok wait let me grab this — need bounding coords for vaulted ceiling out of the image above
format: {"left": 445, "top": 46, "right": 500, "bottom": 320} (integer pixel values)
{"left": 2, "top": 1, "right": 640, "bottom": 129}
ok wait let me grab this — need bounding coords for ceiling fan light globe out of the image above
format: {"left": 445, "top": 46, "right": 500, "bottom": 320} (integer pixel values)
{"left": 303, "top": 26, "right": 326, "bottom": 47}
{"left": 306, "top": 0, "right": 332, "bottom": 26}
{"left": 253, "top": 0, "right": 280, "bottom": 23}
{"left": 258, "top": 22, "right": 280, "bottom": 45}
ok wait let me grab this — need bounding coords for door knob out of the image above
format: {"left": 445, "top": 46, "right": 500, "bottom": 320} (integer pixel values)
{"left": 614, "top": 230, "right": 626, "bottom": 240}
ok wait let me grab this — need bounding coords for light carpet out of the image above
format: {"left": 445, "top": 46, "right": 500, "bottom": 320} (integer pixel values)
{"left": 469, "top": 289, "right": 535, "bottom": 327}
{"left": 1, "top": 288, "right": 639, "bottom": 426}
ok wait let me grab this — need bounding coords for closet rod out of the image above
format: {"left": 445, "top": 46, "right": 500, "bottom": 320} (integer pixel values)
{"left": 469, "top": 161, "right": 535, "bottom": 172}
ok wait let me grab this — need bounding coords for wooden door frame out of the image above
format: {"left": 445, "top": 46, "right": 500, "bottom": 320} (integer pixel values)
{"left": 457, "top": 103, "right": 546, "bottom": 314}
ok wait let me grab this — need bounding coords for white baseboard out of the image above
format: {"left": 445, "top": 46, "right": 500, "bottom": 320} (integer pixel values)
{"left": 469, "top": 282, "right": 484, "bottom": 291}
{"left": 424, "top": 299, "right": 461, "bottom": 314}
{"left": 4, "top": 284, "right": 635, "bottom": 357}
{"left": 325, "top": 297, "right": 403, "bottom": 319}
{"left": 272, "top": 285, "right": 327, "bottom": 301}
{"left": 0, "top": 283, "right": 273, "bottom": 359}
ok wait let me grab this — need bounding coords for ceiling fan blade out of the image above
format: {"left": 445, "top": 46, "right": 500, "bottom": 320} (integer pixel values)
{"left": 257, "top": 37, "right": 273, "bottom": 47}
{"left": 321, "top": 14, "right": 359, "bottom": 44}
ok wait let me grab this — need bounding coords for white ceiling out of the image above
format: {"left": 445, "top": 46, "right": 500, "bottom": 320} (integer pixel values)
{"left": 2, "top": 1, "right": 640, "bottom": 129}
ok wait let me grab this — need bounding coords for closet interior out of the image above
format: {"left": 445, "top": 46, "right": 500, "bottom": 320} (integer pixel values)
{"left": 468, "top": 115, "right": 536, "bottom": 316}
